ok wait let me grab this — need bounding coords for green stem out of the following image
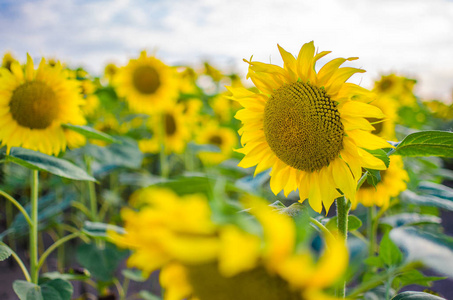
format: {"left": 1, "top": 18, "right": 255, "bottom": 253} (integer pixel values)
{"left": 0, "top": 242, "right": 32, "bottom": 282}
{"left": 159, "top": 113, "right": 169, "bottom": 178}
{"left": 336, "top": 196, "right": 350, "bottom": 298}
{"left": 85, "top": 156, "right": 98, "bottom": 221}
{"left": 37, "top": 232, "right": 82, "bottom": 272}
{"left": 0, "top": 189, "right": 32, "bottom": 226}
{"left": 30, "top": 170, "right": 39, "bottom": 284}
{"left": 368, "top": 206, "right": 376, "bottom": 257}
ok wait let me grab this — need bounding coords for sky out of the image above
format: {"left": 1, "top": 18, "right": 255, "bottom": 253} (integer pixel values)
{"left": 1, "top": 0, "right": 452, "bottom": 101}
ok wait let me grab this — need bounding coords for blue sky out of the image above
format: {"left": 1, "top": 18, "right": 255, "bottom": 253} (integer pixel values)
{"left": 1, "top": 0, "right": 452, "bottom": 101}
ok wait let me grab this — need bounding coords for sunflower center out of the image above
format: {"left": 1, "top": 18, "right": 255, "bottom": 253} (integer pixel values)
{"left": 9, "top": 81, "right": 59, "bottom": 129}
{"left": 187, "top": 263, "right": 303, "bottom": 300}
{"left": 264, "top": 81, "right": 344, "bottom": 172}
{"left": 164, "top": 113, "right": 177, "bottom": 136}
{"left": 132, "top": 66, "right": 161, "bottom": 94}
{"left": 208, "top": 135, "right": 223, "bottom": 147}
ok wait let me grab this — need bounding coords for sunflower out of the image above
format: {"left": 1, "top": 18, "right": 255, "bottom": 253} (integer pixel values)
{"left": 79, "top": 79, "right": 100, "bottom": 117}
{"left": 230, "top": 42, "right": 392, "bottom": 213}
{"left": 356, "top": 155, "right": 408, "bottom": 209}
{"left": 139, "top": 104, "right": 191, "bottom": 154}
{"left": 196, "top": 121, "right": 238, "bottom": 165}
{"left": 366, "top": 95, "right": 398, "bottom": 141}
{"left": 373, "top": 74, "right": 417, "bottom": 107}
{"left": 110, "top": 188, "right": 348, "bottom": 300}
{"left": 114, "top": 51, "right": 178, "bottom": 114}
{"left": 103, "top": 63, "right": 118, "bottom": 85}
{"left": 2, "top": 52, "right": 17, "bottom": 72}
{"left": 0, "top": 54, "right": 85, "bottom": 155}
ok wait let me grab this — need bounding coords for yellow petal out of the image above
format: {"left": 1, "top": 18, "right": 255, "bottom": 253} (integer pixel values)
{"left": 339, "top": 100, "right": 385, "bottom": 118}
{"left": 348, "top": 129, "right": 393, "bottom": 150}
{"left": 297, "top": 41, "right": 315, "bottom": 81}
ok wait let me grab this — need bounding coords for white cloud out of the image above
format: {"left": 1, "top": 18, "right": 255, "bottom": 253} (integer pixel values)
{"left": 0, "top": 0, "right": 452, "bottom": 100}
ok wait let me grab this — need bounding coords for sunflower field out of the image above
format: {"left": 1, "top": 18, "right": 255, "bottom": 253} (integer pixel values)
{"left": 0, "top": 41, "right": 453, "bottom": 300}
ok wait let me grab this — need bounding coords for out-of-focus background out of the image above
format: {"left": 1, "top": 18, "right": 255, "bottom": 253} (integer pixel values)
{"left": 0, "top": 0, "right": 452, "bottom": 101}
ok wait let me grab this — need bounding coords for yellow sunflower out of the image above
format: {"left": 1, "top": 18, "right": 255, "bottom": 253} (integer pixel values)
{"left": 114, "top": 51, "right": 178, "bottom": 114}
{"left": 2, "top": 52, "right": 17, "bottom": 72}
{"left": 196, "top": 121, "right": 238, "bottom": 165}
{"left": 79, "top": 79, "right": 100, "bottom": 117}
{"left": 373, "top": 74, "right": 417, "bottom": 107}
{"left": 103, "top": 63, "right": 118, "bottom": 85}
{"left": 230, "top": 42, "right": 392, "bottom": 213}
{"left": 366, "top": 95, "right": 398, "bottom": 141}
{"left": 209, "top": 92, "right": 242, "bottom": 123}
{"left": 110, "top": 188, "right": 348, "bottom": 300}
{"left": 356, "top": 155, "right": 408, "bottom": 209}
{"left": 139, "top": 104, "right": 191, "bottom": 154}
{"left": 0, "top": 55, "right": 85, "bottom": 155}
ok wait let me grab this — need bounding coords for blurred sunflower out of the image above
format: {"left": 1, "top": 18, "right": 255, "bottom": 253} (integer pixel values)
{"left": 230, "top": 42, "right": 391, "bottom": 213}
{"left": 424, "top": 99, "right": 453, "bottom": 120}
{"left": 374, "top": 74, "right": 417, "bottom": 107}
{"left": 366, "top": 95, "right": 398, "bottom": 141}
{"left": 80, "top": 79, "right": 100, "bottom": 117}
{"left": 114, "top": 51, "right": 178, "bottom": 114}
{"left": 210, "top": 92, "right": 242, "bottom": 123}
{"left": 356, "top": 155, "right": 408, "bottom": 209}
{"left": 0, "top": 55, "right": 85, "bottom": 155}
{"left": 196, "top": 121, "right": 238, "bottom": 165}
{"left": 110, "top": 188, "right": 348, "bottom": 300}
{"left": 139, "top": 104, "right": 190, "bottom": 154}
{"left": 2, "top": 52, "right": 17, "bottom": 72}
{"left": 104, "top": 63, "right": 118, "bottom": 85}
{"left": 177, "top": 66, "right": 199, "bottom": 95}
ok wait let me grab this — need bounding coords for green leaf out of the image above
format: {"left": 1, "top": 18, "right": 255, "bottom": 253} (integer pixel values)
{"left": 11, "top": 193, "right": 75, "bottom": 237}
{"left": 82, "top": 221, "right": 125, "bottom": 240}
{"left": 7, "top": 148, "right": 95, "bottom": 181}
{"left": 365, "top": 168, "right": 381, "bottom": 187}
{"left": 325, "top": 215, "right": 362, "bottom": 231}
{"left": 379, "top": 232, "right": 403, "bottom": 267}
{"left": 62, "top": 124, "right": 119, "bottom": 144}
{"left": 391, "top": 131, "right": 453, "bottom": 157}
{"left": 0, "top": 243, "right": 12, "bottom": 261}
{"left": 40, "top": 279, "right": 73, "bottom": 300}
{"left": 41, "top": 270, "right": 91, "bottom": 282}
{"left": 139, "top": 291, "right": 162, "bottom": 300}
{"left": 393, "top": 269, "right": 446, "bottom": 291}
{"left": 401, "top": 190, "right": 453, "bottom": 211}
{"left": 13, "top": 281, "right": 42, "bottom": 300}
{"left": 392, "top": 291, "right": 446, "bottom": 300}
{"left": 418, "top": 181, "right": 453, "bottom": 200}
{"left": 364, "top": 256, "right": 384, "bottom": 268}
{"left": 365, "top": 148, "right": 390, "bottom": 168}
{"left": 76, "top": 242, "right": 128, "bottom": 282}
{"left": 390, "top": 226, "right": 453, "bottom": 277}
{"left": 154, "top": 174, "right": 214, "bottom": 197}
{"left": 84, "top": 137, "right": 144, "bottom": 172}
{"left": 122, "top": 269, "right": 147, "bottom": 282}
{"left": 380, "top": 213, "right": 441, "bottom": 228}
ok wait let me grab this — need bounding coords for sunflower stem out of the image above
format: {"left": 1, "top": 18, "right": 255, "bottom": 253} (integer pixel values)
{"left": 368, "top": 206, "right": 376, "bottom": 257}
{"left": 30, "top": 169, "right": 39, "bottom": 284}
{"left": 336, "top": 196, "right": 350, "bottom": 298}
{"left": 159, "top": 113, "right": 169, "bottom": 178}
{"left": 85, "top": 156, "right": 98, "bottom": 221}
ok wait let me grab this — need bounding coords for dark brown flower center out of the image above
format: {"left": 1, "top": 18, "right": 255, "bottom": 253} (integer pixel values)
{"left": 264, "top": 81, "right": 344, "bottom": 172}
{"left": 164, "top": 113, "right": 177, "bottom": 136}
{"left": 208, "top": 135, "right": 223, "bottom": 147}
{"left": 187, "top": 262, "right": 303, "bottom": 300}
{"left": 132, "top": 65, "right": 161, "bottom": 94}
{"left": 9, "top": 81, "right": 59, "bottom": 129}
